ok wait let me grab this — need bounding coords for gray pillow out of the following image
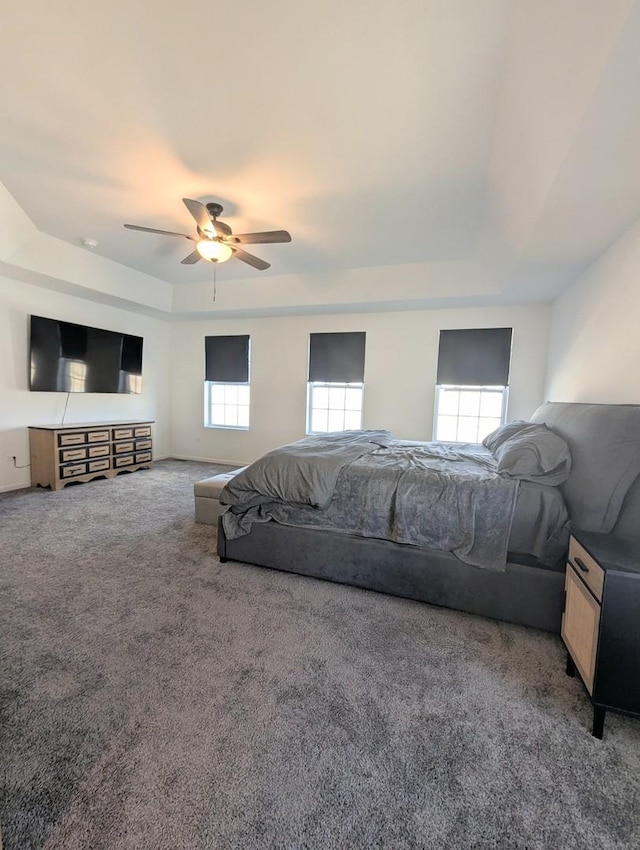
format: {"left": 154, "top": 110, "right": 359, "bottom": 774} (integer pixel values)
{"left": 530, "top": 402, "right": 640, "bottom": 533}
{"left": 494, "top": 424, "right": 571, "bottom": 485}
{"left": 482, "top": 419, "right": 532, "bottom": 453}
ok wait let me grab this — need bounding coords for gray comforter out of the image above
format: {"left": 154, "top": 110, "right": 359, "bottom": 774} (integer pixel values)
{"left": 221, "top": 432, "right": 522, "bottom": 569}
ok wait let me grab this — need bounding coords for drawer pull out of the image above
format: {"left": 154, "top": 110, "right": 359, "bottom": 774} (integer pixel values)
{"left": 575, "top": 557, "right": 589, "bottom": 573}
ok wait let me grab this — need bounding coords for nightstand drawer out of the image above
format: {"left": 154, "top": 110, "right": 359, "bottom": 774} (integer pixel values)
{"left": 569, "top": 537, "right": 605, "bottom": 601}
{"left": 562, "top": 566, "right": 600, "bottom": 694}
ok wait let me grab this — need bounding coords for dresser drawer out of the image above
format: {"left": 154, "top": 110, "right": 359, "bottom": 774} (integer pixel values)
{"left": 135, "top": 451, "right": 152, "bottom": 463}
{"left": 88, "top": 458, "right": 110, "bottom": 472}
{"left": 113, "top": 427, "right": 134, "bottom": 440}
{"left": 134, "top": 426, "right": 151, "bottom": 437}
{"left": 87, "top": 429, "right": 110, "bottom": 443}
{"left": 60, "top": 447, "right": 88, "bottom": 462}
{"left": 135, "top": 438, "right": 152, "bottom": 451}
{"left": 61, "top": 462, "right": 87, "bottom": 478}
{"left": 569, "top": 537, "right": 605, "bottom": 602}
{"left": 88, "top": 444, "right": 110, "bottom": 458}
{"left": 58, "top": 431, "right": 86, "bottom": 447}
{"left": 114, "top": 441, "right": 135, "bottom": 454}
{"left": 114, "top": 454, "right": 134, "bottom": 468}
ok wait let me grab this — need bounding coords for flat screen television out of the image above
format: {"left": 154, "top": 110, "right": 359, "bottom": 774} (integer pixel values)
{"left": 29, "top": 315, "right": 143, "bottom": 394}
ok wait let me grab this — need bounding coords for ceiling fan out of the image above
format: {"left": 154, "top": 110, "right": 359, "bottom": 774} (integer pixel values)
{"left": 124, "top": 199, "right": 291, "bottom": 270}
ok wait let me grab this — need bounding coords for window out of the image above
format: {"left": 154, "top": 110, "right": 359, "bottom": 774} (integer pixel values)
{"left": 204, "top": 335, "right": 250, "bottom": 430}
{"left": 205, "top": 382, "right": 250, "bottom": 429}
{"left": 434, "top": 385, "right": 508, "bottom": 442}
{"left": 307, "top": 332, "right": 366, "bottom": 434}
{"left": 433, "top": 328, "right": 512, "bottom": 443}
{"left": 308, "top": 382, "right": 364, "bottom": 433}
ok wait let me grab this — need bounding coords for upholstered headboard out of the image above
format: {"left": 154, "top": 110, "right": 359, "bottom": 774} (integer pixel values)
{"left": 613, "top": 474, "right": 640, "bottom": 537}
{"left": 530, "top": 402, "right": 640, "bottom": 534}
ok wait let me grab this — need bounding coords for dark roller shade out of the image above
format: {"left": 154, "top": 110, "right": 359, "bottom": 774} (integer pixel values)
{"left": 436, "top": 328, "right": 512, "bottom": 386}
{"left": 308, "top": 332, "right": 366, "bottom": 383}
{"left": 205, "top": 335, "right": 250, "bottom": 382}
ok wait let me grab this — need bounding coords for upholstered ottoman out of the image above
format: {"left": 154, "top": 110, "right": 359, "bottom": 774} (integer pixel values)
{"left": 194, "top": 467, "right": 246, "bottom": 525}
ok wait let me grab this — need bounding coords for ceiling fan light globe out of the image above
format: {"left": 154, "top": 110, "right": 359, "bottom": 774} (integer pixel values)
{"left": 196, "top": 240, "right": 233, "bottom": 263}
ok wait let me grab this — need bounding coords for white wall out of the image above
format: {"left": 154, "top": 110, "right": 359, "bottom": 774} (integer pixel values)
{"left": 0, "top": 277, "right": 171, "bottom": 492}
{"left": 546, "top": 217, "right": 640, "bottom": 402}
{"left": 170, "top": 304, "right": 551, "bottom": 465}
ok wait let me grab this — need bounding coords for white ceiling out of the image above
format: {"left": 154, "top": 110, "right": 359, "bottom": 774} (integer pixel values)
{"left": 2, "top": 0, "right": 640, "bottom": 307}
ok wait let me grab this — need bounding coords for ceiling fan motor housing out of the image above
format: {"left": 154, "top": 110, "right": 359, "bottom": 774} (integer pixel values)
{"left": 203, "top": 203, "right": 232, "bottom": 237}
{"left": 206, "top": 203, "right": 224, "bottom": 218}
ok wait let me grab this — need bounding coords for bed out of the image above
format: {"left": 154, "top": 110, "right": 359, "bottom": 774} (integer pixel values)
{"left": 217, "top": 402, "right": 640, "bottom": 632}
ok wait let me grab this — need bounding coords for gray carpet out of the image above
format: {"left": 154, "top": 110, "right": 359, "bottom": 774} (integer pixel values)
{"left": 1, "top": 460, "right": 639, "bottom": 850}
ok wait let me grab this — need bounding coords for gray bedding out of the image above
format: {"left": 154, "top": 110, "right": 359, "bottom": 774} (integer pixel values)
{"left": 221, "top": 432, "right": 570, "bottom": 570}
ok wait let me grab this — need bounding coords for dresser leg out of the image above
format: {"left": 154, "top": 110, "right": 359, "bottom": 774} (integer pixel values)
{"left": 565, "top": 652, "right": 576, "bottom": 677}
{"left": 592, "top": 705, "right": 605, "bottom": 739}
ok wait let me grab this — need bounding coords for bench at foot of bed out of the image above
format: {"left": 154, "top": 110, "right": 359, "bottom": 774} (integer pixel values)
{"left": 194, "top": 468, "right": 246, "bottom": 525}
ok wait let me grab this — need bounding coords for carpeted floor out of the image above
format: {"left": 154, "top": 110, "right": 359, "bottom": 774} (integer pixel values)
{"left": 1, "top": 459, "right": 639, "bottom": 850}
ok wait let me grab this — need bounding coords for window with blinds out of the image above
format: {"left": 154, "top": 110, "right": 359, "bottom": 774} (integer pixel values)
{"left": 204, "top": 335, "right": 251, "bottom": 429}
{"left": 307, "top": 332, "right": 366, "bottom": 434}
{"left": 433, "top": 328, "right": 512, "bottom": 443}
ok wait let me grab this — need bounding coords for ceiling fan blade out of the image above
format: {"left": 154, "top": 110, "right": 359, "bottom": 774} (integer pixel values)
{"left": 231, "top": 230, "right": 292, "bottom": 245}
{"left": 230, "top": 246, "right": 270, "bottom": 271}
{"left": 182, "top": 198, "right": 215, "bottom": 236}
{"left": 212, "top": 219, "right": 232, "bottom": 237}
{"left": 124, "top": 223, "right": 196, "bottom": 240}
{"left": 180, "top": 250, "right": 202, "bottom": 265}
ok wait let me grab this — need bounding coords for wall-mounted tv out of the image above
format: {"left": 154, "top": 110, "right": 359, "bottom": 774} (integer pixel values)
{"left": 29, "top": 316, "right": 143, "bottom": 394}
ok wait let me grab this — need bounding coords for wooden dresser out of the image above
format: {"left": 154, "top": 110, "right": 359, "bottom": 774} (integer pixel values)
{"left": 29, "top": 421, "right": 154, "bottom": 491}
{"left": 562, "top": 532, "right": 640, "bottom": 738}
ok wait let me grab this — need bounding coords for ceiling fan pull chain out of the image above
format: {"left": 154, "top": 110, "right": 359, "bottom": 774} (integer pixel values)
{"left": 213, "top": 263, "right": 217, "bottom": 302}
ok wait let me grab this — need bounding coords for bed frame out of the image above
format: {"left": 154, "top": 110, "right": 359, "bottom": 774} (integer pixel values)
{"left": 217, "top": 403, "right": 640, "bottom": 635}
{"left": 218, "top": 519, "right": 565, "bottom": 633}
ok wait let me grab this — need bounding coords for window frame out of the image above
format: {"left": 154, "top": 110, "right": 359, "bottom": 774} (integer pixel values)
{"left": 204, "top": 334, "right": 251, "bottom": 430}
{"left": 204, "top": 380, "right": 251, "bottom": 430}
{"left": 432, "top": 384, "right": 509, "bottom": 443}
{"left": 306, "top": 380, "right": 364, "bottom": 435}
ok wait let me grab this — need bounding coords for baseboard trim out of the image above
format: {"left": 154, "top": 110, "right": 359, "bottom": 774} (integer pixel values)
{"left": 169, "top": 454, "right": 248, "bottom": 466}
{"left": 0, "top": 482, "right": 31, "bottom": 494}
{"left": 0, "top": 457, "right": 243, "bottom": 493}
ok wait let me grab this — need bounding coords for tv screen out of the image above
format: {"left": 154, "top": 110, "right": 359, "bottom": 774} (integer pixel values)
{"left": 29, "top": 316, "right": 143, "bottom": 394}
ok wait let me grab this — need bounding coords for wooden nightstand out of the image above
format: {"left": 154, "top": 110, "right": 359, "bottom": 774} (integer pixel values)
{"left": 562, "top": 532, "right": 640, "bottom": 738}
